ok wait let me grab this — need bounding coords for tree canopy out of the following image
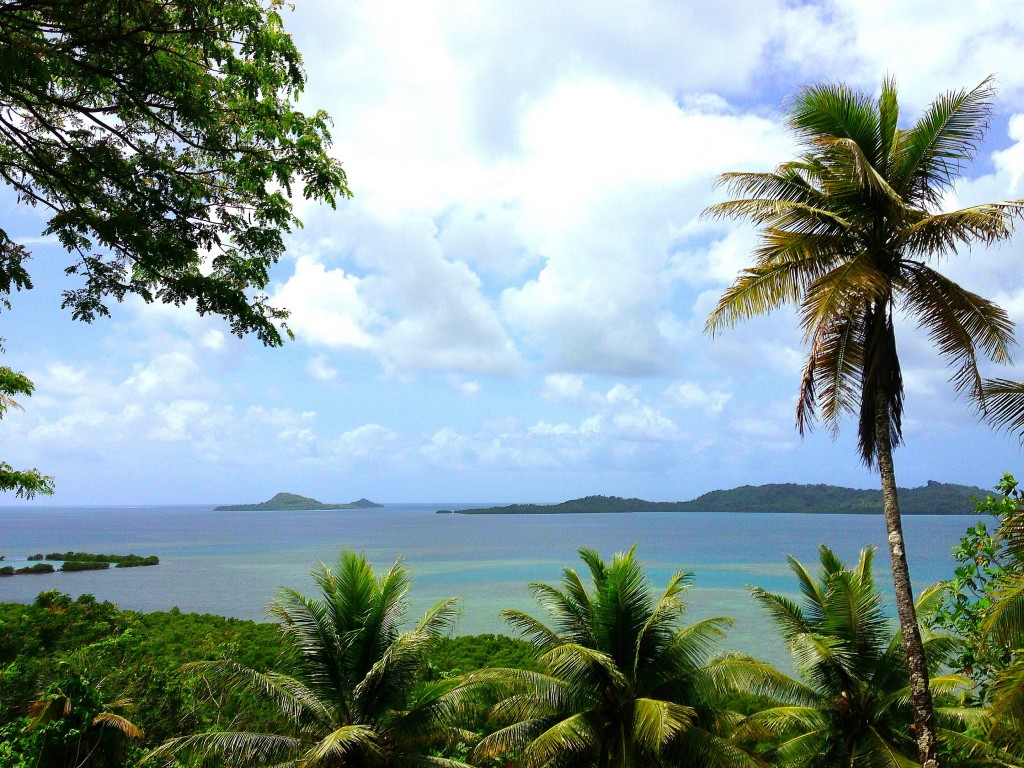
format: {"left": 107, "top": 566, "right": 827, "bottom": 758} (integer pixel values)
{"left": 0, "top": 0, "right": 350, "bottom": 345}
{"left": 0, "top": 365, "right": 52, "bottom": 498}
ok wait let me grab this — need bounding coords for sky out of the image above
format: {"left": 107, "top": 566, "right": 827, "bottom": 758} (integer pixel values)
{"left": 5, "top": 1, "right": 1024, "bottom": 505}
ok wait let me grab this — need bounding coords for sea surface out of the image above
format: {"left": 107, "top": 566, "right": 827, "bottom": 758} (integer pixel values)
{"left": 0, "top": 504, "right": 984, "bottom": 667}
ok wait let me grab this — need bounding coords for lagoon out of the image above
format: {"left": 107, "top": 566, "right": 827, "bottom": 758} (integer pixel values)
{"left": 0, "top": 503, "right": 982, "bottom": 666}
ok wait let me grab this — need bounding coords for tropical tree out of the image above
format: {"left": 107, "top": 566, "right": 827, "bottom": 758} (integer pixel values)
{"left": 733, "top": 545, "right": 981, "bottom": 768}
{"left": 0, "top": 0, "right": 350, "bottom": 346}
{"left": 929, "top": 474, "right": 1023, "bottom": 699}
{"left": 973, "top": 482, "right": 1024, "bottom": 745}
{"left": 147, "top": 551, "right": 477, "bottom": 768}
{"left": 704, "top": 76, "right": 1024, "bottom": 767}
{"left": 472, "top": 546, "right": 759, "bottom": 768}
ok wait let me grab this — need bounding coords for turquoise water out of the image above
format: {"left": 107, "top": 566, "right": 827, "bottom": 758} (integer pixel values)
{"left": 0, "top": 504, "right": 982, "bottom": 667}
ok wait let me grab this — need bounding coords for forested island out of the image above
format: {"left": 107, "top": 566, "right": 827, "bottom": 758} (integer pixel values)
{"left": 450, "top": 480, "right": 989, "bottom": 515}
{"left": 214, "top": 492, "right": 383, "bottom": 511}
{"left": 0, "top": 551, "right": 159, "bottom": 576}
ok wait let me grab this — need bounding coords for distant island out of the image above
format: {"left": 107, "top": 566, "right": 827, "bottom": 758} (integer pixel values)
{"left": 214, "top": 492, "right": 383, "bottom": 512}
{"left": 448, "top": 480, "right": 990, "bottom": 516}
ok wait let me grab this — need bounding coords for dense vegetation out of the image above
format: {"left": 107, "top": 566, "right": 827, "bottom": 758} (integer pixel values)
{"left": 0, "top": 552, "right": 159, "bottom": 576}
{"left": 456, "top": 480, "right": 987, "bottom": 515}
{"left": 0, "top": 563, "right": 54, "bottom": 576}
{"left": 43, "top": 552, "right": 160, "bottom": 567}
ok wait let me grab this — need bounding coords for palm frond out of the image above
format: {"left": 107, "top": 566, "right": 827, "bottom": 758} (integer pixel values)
{"left": 665, "top": 724, "right": 764, "bottom": 768}
{"left": 750, "top": 587, "right": 811, "bottom": 638}
{"left": 979, "top": 378, "right": 1024, "bottom": 437}
{"left": 520, "top": 713, "right": 595, "bottom": 768}
{"left": 817, "top": 135, "right": 904, "bottom": 205}
{"left": 185, "top": 659, "right": 331, "bottom": 724}
{"left": 763, "top": 728, "right": 828, "bottom": 768}
{"left": 900, "top": 261, "right": 1014, "bottom": 399}
{"left": 145, "top": 730, "right": 301, "bottom": 767}
{"left": 302, "top": 724, "right": 380, "bottom": 766}
{"left": 895, "top": 76, "right": 995, "bottom": 205}
{"left": 91, "top": 712, "right": 144, "bottom": 740}
{"left": 706, "top": 253, "right": 834, "bottom": 335}
{"left": 858, "top": 726, "right": 919, "bottom": 768}
{"left": 472, "top": 718, "right": 550, "bottom": 762}
{"left": 416, "top": 596, "right": 460, "bottom": 636}
{"left": 659, "top": 616, "right": 733, "bottom": 674}
{"left": 541, "top": 642, "right": 628, "bottom": 690}
{"left": 787, "top": 81, "right": 880, "bottom": 161}
{"left": 984, "top": 571, "right": 1024, "bottom": 647}
{"left": 631, "top": 698, "right": 696, "bottom": 750}
{"left": 742, "top": 705, "right": 826, "bottom": 736}
{"left": 702, "top": 654, "right": 819, "bottom": 706}
{"left": 501, "top": 608, "right": 561, "bottom": 651}
{"left": 991, "top": 660, "right": 1024, "bottom": 737}
{"left": 798, "top": 313, "right": 866, "bottom": 435}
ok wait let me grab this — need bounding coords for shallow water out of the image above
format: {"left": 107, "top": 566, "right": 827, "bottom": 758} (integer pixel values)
{"left": 0, "top": 504, "right": 981, "bottom": 667}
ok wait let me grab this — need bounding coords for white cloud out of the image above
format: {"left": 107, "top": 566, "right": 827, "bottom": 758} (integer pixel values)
{"left": 200, "top": 330, "right": 226, "bottom": 352}
{"left": 542, "top": 374, "right": 587, "bottom": 402}
{"left": 307, "top": 355, "right": 338, "bottom": 382}
{"left": 665, "top": 381, "right": 731, "bottom": 415}
{"left": 273, "top": 257, "right": 378, "bottom": 350}
{"left": 332, "top": 423, "right": 397, "bottom": 459}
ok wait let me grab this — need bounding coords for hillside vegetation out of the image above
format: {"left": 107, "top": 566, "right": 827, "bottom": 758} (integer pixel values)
{"left": 453, "top": 480, "right": 987, "bottom": 515}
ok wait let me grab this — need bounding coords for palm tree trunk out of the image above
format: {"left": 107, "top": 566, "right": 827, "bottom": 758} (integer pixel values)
{"left": 874, "top": 388, "right": 939, "bottom": 768}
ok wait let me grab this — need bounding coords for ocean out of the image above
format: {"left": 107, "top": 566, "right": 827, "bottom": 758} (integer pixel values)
{"left": 0, "top": 504, "right": 983, "bottom": 666}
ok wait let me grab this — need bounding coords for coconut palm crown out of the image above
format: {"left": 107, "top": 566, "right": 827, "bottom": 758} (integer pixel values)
{"left": 704, "top": 76, "right": 1024, "bottom": 768}
{"left": 735, "top": 545, "right": 980, "bottom": 768}
{"left": 473, "top": 546, "right": 759, "bottom": 768}
{"left": 147, "top": 551, "right": 475, "bottom": 768}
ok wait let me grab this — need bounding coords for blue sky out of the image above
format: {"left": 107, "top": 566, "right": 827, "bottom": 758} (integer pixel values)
{"left": 4, "top": 1, "right": 1024, "bottom": 505}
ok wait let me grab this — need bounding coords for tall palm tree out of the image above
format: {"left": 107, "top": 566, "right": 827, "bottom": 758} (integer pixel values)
{"left": 731, "top": 545, "right": 981, "bottom": 768}
{"left": 147, "top": 551, "right": 476, "bottom": 768}
{"left": 473, "top": 546, "right": 759, "bottom": 768}
{"left": 705, "top": 76, "right": 1024, "bottom": 767}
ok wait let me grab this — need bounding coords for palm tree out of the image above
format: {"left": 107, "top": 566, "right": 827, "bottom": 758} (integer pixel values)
{"left": 704, "top": 76, "right": 1024, "bottom": 767}
{"left": 147, "top": 551, "right": 476, "bottom": 768}
{"left": 472, "top": 546, "right": 759, "bottom": 768}
{"left": 733, "top": 545, "right": 980, "bottom": 768}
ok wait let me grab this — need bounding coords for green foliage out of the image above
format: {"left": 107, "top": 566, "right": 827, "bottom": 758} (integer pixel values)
{"left": 428, "top": 634, "right": 540, "bottom": 676}
{"left": 0, "top": 590, "right": 289, "bottom": 755}
{"left": 59, "top": 561, "right": 110, "bottom": 572}
{"left": 149, "top": 552, "right": 477, "bottom": 768}
{"left": 461, "top": 482, "right": 988, "bottom": 515}
{"left": 930, "top": 473, "right": 1021, "bottom": 697}
{"left": 0, "top": 0, "right": 350, "bottom": 345}
{"left": 475, "top": 546, "right": 759, "bottom": 768}
{"left": 738, "top": 546, "right": 980, "bottom": 767}
{"left": 24, "top": 661, "right": 144, "bottom": 768}
{"left": 0, "top": 365, "right": 53, "bottom": 499}
{"left": 15, "top": 563, "right": 55, "bottom": 574}
{"left": 44, "top": 551, "right": 159, "bottom": 567}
